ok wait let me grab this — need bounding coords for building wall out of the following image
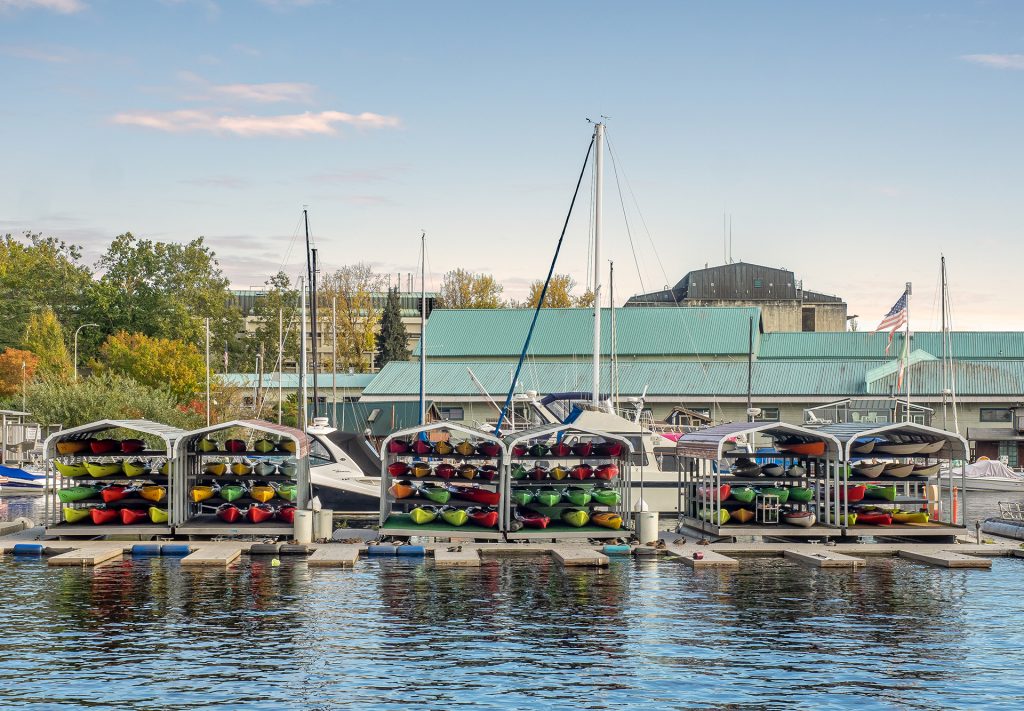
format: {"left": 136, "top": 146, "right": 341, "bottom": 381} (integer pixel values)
{"left": 683, "top": 299, "right": 847, "bottom": 333}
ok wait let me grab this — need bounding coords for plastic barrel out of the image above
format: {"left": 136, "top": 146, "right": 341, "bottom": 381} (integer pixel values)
{"left": 396, "top": 545, "right": 425, "bottom": 557}
{"left": 367, "top": 545, "right": 397, "bottom": 556}
{"left": 636, "top": 511, "right": 659, "bottom": 545}
{"left": 131, "top": 544, "right": 161, "bottom": 557}
{"left": 160, "top": 544, "right": 191, "bottom": 557}
{"left": 293, "top": 510, "right": 313, "bottom": 544}
{"left": 12, "top": 543, "right": 44, "bottom": 557}
{"left": 313, "top": 509, "right": 334, "bottom": 540}
{"left": 603, "top": 544, "right": 632, "bottom": 556}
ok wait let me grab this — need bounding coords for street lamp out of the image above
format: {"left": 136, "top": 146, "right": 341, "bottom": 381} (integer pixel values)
{"left": 73, "top": 323, "right": 100, "bottom": 381}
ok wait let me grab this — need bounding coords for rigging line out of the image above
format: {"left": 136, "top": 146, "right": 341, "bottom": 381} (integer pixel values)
{"left": 495, "top": 134, "right": 595, "bottom": 434}
{"left": 605, "top": 135, "right": 648, "bottom": 296}
{"left": 279, "top": 213, "right": 305, "bottom": 276}
{"left": 585, "top": 160, "right": 595, "bottom": 293}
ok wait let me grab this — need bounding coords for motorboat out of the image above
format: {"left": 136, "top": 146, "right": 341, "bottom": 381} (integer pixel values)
{"left": 952, "top": 460, "right": 1024, "bottom": 492}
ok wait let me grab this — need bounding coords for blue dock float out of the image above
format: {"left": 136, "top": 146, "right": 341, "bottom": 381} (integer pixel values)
{"left": 603, "top": 544, "right": 632, "bottom": 556}
{"left": 160, "top": 544, "right": 192, "bottom": 557}
{"left": 396, "top": 545, "right": 425, "bottom": 557}
{"left": 12, "top": 543, "right": 45, "bottom": 557}
{"left": 131, "top": 544, "right": 162, "bottom": 557}
{"left": 367, "top": 545, "right": 398, "bottom": 556}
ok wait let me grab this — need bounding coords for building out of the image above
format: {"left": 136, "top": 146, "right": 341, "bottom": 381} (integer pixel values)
{"left": 625, "top": 262, "right": 848, "bottom": 332}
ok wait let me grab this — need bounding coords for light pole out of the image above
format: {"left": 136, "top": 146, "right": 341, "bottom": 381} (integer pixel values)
{"left": 73, "top": 323, "right": 99, "bottom": 381}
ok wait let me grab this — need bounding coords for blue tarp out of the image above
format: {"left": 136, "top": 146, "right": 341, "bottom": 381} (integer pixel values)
{"left": 0, "top": 465, "right": 43, "bottom": 481}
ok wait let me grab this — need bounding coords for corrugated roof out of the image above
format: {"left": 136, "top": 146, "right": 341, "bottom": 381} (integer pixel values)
{"left": 415, "top": 307, "right": 763, "bottom": 358}
{"left": 221, "top": 372, "right": 376, "bottom": 389}
{"left": 676, "top": 421, "right": 841, "bottom": 458}
{"left": 760, "top": 332, "right": 1024, "bottom": 360}
{"left": 867, "top": 360, "right": 1024, "bottom": 396}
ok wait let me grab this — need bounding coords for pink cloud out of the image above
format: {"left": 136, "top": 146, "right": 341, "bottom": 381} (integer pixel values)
{"left": 0, "top": 0, "right": 84, "bottom": 12}
{"left": 961, "top": 53, "right": 1024, "bottom": 70}
{"left": 111, "top": 109, "right": 400, "bottom": 136}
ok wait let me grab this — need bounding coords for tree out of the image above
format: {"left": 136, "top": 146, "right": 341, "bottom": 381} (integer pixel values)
{"left": 436, "top": 269, "right": 505, "bottom": 309}
{"left": 22, "top": 307, "right": 72, "bottom": 379}
{"left": 92, "top": 332, "right": 207, "bottom": 402}
{"left": 0, "top": 349, "right": 38, "bottom": 399}
{"left": 525, "top": 273, "right": 592, "bottom": 308}
{"left": 377, "top": 287, "right": 410, "bottom": 367}
{"left": 319, "top": 263, "right": 386, "bottom": 372}
{"left": 244, "top": 271, "right": 301, "bottom": 372}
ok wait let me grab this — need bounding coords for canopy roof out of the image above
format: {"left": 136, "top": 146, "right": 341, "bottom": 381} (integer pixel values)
{"left": 676, "top": 421, "right": 841, "bottom": 459}
{"left": 44, "top": 419, "right": 186, "bottom": 456}
{"left": 817, "top": 422, "right": 968, "bottom": 459}
{"left": 379, "top": 419, "right": 505, "bottom": 458}
{"left": 177, "top": 419, "right": 310, "bottom": 459}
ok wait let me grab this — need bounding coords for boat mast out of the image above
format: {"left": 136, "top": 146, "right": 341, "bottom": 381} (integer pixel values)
{"left": 278, "top": 308, "right": 283, "bottom": 425}
{"left": 609, "top": 259, "right": 618, "bottom": 412}
{"left": 419, "top": 231, "right": 427, "bottom": 426}
{"left": 592, "top": 121, "right": 604, "bottom": 406}
{"left": 299, "top": 276, "right": 307, "bottom": 431}
{"left": 941, "top": 256, "right": 948, "bottom": 431}
{"left": 904, "top": 281, "right": 912, "bottom": 422}
{"left": 310, "top": 245, "right": 320, "bottom": 420}
{"left": 332, "top": 295, "right": 338, "bottom": 427}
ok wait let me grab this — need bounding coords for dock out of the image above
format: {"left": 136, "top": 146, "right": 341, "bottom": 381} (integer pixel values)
{"left": 784, "top": 548, "right": 865, "bottom": 569}
{"left": 551, "top": 545, "right": 609, "bottom": 567}
{"left": 898, "top": 549, "right": 992, "bottom": 569}
{"left": 664, "top": 542, "right": 739, "bottom": 569}
{"left": 433, "top": 547, "right": 482, "bottom": 567}
{"left": 307, "top": 545, "right": 361, "bottom": 568}
{"left": 180, "top": 544, "right": 241, "bottom": 567}
{"left": 48, "top": 545, "right": 123, "bottom": 567}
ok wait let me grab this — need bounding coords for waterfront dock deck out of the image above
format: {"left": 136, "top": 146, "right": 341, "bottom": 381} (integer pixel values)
{"left": 899, "top": 549, "right": 992, "bottom": 569}
{"left": 784, "top": 548, "right": 865, "bottom": 568}
{"left": 180, "top": 543, "right": 242, "bottom": 567}
{"left": 307, "top": 544, "right": 361, "bottom": 567}
{"left": 551, "top": 545, "right": 609, "bottom": 567}
{"left": 48, "top": 545, "right": 123, "bottom": 567}
{"left": 433, "top": 547, "right": 482, "bottom": 567}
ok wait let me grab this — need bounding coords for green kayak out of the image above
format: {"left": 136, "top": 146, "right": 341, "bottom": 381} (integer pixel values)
{"left": 561, "top": 508, "right": 590, "bottom": 527}
{"left": 730, "top": 486, "right": 756, "bottom": 503}
{"left": 512, "top": 490, "right": 534, "bottom": 506}
{"left": 564, "top": 487, "right": 592, "bottom": 506}
{"left": 409, "top": 506, "right": 438, "bottom": 525}
{"left": 511, "top": 464, "right": 528, "bottom": 480}
{"left": 440, "top": 507, "right": 469, "bottom": 526}
{"left": 528, "top": 443, "right": 549, "bottom": 457}
{"left": 421, "top": 485, "right": 451, "bottom": 505}
{"left": 57, "top": 486, "right": 98, "bottom": 503}
{"left": 591, "top": 487, "right": 620, "bottom": 506}
{"left": 220, "top": 485, "right": 245, "bottom": 502}
{"left": 866, "top": 484, "right": 897, "bottom": 502}
{"left": 277, "top": 484, "right": 297, "bottom": 502}
{"left": 788, "top": 486, "right": 814, "bottom": 503}
{"left": 535, "top": 488, "right": 562, "bottom": 507}
{"left": 698, "top": 507, "right": 731, "bottom": 525}
{"left": 759, "top": 487, "right": 790, "bottom": 504}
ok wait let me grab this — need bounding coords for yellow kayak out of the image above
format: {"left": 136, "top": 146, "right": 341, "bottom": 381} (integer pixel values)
{"left": 55, "top": 461, "right": 88, "bottom": 478}
{"left": 409, "top": 506, "right": 438, "bottom": 525}
{"left": 230, "top": 461, "right": 253, "bottom": 476}
{"left": 731, "top": 507, "right": 756, "bottom": 524}
{"left": 148, "top": 507, "right": 169, "bottom": 524}
{"left": 63, "top": 506, "right": 91, "bottom": 524}
{"left": 84, "top": 461, "right": 122, "bottom": 478}
{"left": 191, "top": 486, "right": 215, "bottom": 503}
{"left": 198, "top": 438, "right": 219, "bottom": 453}
{"left": 410, "top": 462, "right": 432, "bottom": 478}
{"left": 204, "top": 462, "right": 226, "bottom": 476}
{"left": 140, "top": 485, "right": 166, "bottom": 503}
{"left": 253, "top": 439, "right": 275, "bottom": 453}
{"left": 159, "top": 461, "right": 170, "bottom": 475}
{"left": 434, "top": 440, "right": 454, "bottom": 455}
{"left": 455, "top": 441, "right": 476, "bottom": 456}
{"left": 122, "top": 459, "right": 148, "bottom": 477}
{"left": 549, "top": 466, "right": 569, "bottom": 481}
{"left": 698, "top": 508, "right": 731, "bottom": 525}
{"left": 278, "top": 439, "right": 296, "bottom": 453}
{"left": 250, "top": 485, "right": 276, "bottom": 503}
{"left": 892, "top": 510, "right": 929, "bottom": 524}
{"left": 591, "top": 512, "right": 623, "bottom": 530}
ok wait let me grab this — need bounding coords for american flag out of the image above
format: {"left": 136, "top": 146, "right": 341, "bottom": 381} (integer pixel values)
{"left": 875, "top": 290, "right": 908, "bottom": 355}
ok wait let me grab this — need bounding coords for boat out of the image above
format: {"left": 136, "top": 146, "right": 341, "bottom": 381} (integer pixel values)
{"left": 231, "top": 461, "right": 253, "bottom": 476}
{"left": 411, "top": 438, "right": 433, "bottom": 455}
{"left": 388, "top": 480, "right": 415, "bottom": 499}
{"left": 534, "top": 488, "right": 562, "bottom": 506}
{"left": 387, "top": 461, "right": 410, "bottom": 477}
{"left": 759, "top": 486, "right": 790, "bottom": 503}
{"left": 512, "top": 490, "right": 534, "bottom": 506}
{"left": 388, "top": 439, "right": 410, "bottom": 454}
{"left": 204, "top": 462, "right": 227, "bottom": 476}
{"left": 786, "top": 464, "right": 806, "bottom": 477}
{"left": 592, "top": 511, "right": 623, "bottom": 530}
{"left": 90, "top": 507, "right": 119, "bottom": 525}
{"left": 842, "top": 484, "right": 867, "bottom": 503}
{"left": 511, "top": 444, "right": 528, "bottom": 457}
{"left": 478, "top": 441, "right": 502, "bottom": 457}
{"left": 594, "top": 463, "right": 618, "bottom": 481}
{"left": 876, "top": 443, "right": 925, "bottom": 455}
{"left": 216, "top": 504, "right": 242, "bottom": 523}
{"left": 850, "top": 440, "right": 875, "bottom": 455}
{"left": 528, "top": 443, "right": 549, "bottom": 457}
{"left": 570, "top": 464, "right": 593, "bottom": 480}
{"left": 529, "top": 465, "right": 548, "bottom": 481}
{"left": 220, "top": 485, "right": 245, "bottom": 502}
{"left": 89, "top": 439, "right": 120, "bottom": 455}
{"left": 84, "top": 461, "right": 122, "bottom": 478}
{"left": 828, "top": 513, "right": 857, "bottom": 526}
{"left": 120, "top": 439, "right": 146, "bottom": 454}
{"left": 728, "top": 486, "right": 755, "bottom": 503}
{"left": 917, "top": 440, "right": 946, "bottom": 454}
{"left": 250, "top": 485, "right": 276, "bottom": 503}
{"left": 277, "top": 506, "right": 296, "bottom": 524}
{"left": 224, "top": 439, "right": 247, "bottom": 453}
{"left": 958, "top": 460, "right": 1024, "bottom": 492}
{"left": 509, "top": 464, "right": 527, "bottom": 480}
{"left": 782, "top": 511, "right": 816, "bottom": 528}
{"left": 698, "top": 508, "right": 730, "bottom": 525}
{"left": 564, "top": 487, "right": 592, "bottom": 506}
{"left": 119, "top": 508, "right": 149, "bottom": 525}
{"left": 731, "top": 507, "right": 755, "bottom": 524}
{"left": 788, "top": 486, "right": 814, "bottom": 503}
{"left": 865, "top": 485, "right": 897, "bottom": 501}
{"left": 516, "top": 511, "right": 550, "bottom": 528}
{"left": 571, "top": 442, "right": 593, "bottom": 457}
{"left": 122, "top": 459, "right": 147, "bottom": 477}
{"left": 477, "top": 465, "right": 500, "bottom": 481}
{"left": 158, "top": 461, "right": 170, "bottom": 476}
{"left": 190, "top": 485, "right": 216, "bottom": 503}
{"left": 561, "top": 508, "right": 590, "bottom": 528}
{"left": 594, "top": 441, "right": 624, "bottom": 458}
{"left": 856, "top": 510, "right": 893, "bottom": 525}
{"left": 139, "top": 485, "right": 166, "bottom": 503}
{"left": 761, "top": 463, "right": 783, "bottom": 477}
{"left": 420, "top": 485, "right": 451, "bottom": 505}
{"left": 277, "top": 440, "right": 296, "bottom": 454}
{"left": 731, "top": 460, "right": 761, "bottom": 476}
{"left": 440, "top": 507, "right": 469, "bottom": 526}
{"left": 100, "top": 485, "right": 131, "bottom": 503}
{"left": 455, "top": 441, "right": 476, "bottom": 456}
{"left": 549, "top": 466, "right": 569, "bottom": 481}
{"left": 252, "top": 439, "right": 275, "bottom": 453}
{"left": 882, "top": 462, "right": 915, "bottom": 478}
{"left": 912, "top": 463, "right": 941, "bottom": 477}
{"left": 698, "top": 484, "right": 731, "bottom": 501}
{"left": 254, "top": 461, "right": 276, "bottom": 477}
{"left": 63, "top": 507, "right": 91, "bottom": 524}
{"left": 433, "top": 440, "right": 454, "bottom": 456}
{"left": 591, "top": 487, "right": 620, "bottom": 506}
{"left": 277, "top": 484, "right": 297, "bottom": 502}
{"left": 435, "top": 463, "right": 457, "bottom": 480}
{"left": 458, "top": 464, "right": 478, "bottom": 480}
{"left": 278, "top": 461, "right": 297, "bottom": 477}
{"left": 852, "top": 462, "right": 885, "bottom": 479}
{"left": 198, "top": 438, "right": 219, "bottom": 453}
{"left": 410, "top": 462, "right": 432, "bottom": 478}
{"left": 245, "top": 504, "right": 275, "bottom": 523}
{"left": 148, "top": 507, "right": 169, "bottom": 524}
{"left": 54, "top": 460, "right": 88, "bottom": 478}
{"left": 891, "top": 510, "right": 929, "bottom": 524}
{"left": 57, "top": 486, "right": 98, "bottom": 503}
{"left": 777, "top": 440, "right": 826, "bottom": 457}
{"left": 449, "top": 486, "right": 500, "bottom": 506}
{"left": 56, "top": 440, "right": 89, "bottom": 455}
{"left": 468, "top": 507, "right": 499, "bottom": 528}
{"left": 549, "top": 442, "right": 572, "bottom": 457}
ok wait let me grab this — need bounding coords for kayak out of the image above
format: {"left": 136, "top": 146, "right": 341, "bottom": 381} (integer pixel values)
{"left": 277, "top": 440, "right": 296, "bottom": 454}
{"left": 517, "top": 511, "right": 550, "bottom": 528}
{"left": 140, "top": 485, "right": 166, "bottom": 503}
{"left": 120, "top": 508, "right": 149, "bottom": 525}
{"left": 698, "top": 484, "right": 731, "bottom": 501}
{"left": 277, "top": 484, "right": 297, "bottom": 502}
{"left": 512, "top": 490, "right": 534, "bottom": 506}
{"left": 458, "top": 464, "right": 478, "bottom": 480}
{"left": 410, "top": 462, "right": 432, "bottom": 478}
{"left": 253, "top": 439, "right": 275, "bottom": 453}
{"left": 220, "top": 485, "right": 245, "bottom": 502}
{"left": 89, "top": 439, "right": 121, "bottom": 455}
{"left": 788, "top": 486, "right": 814, "bottom": 503}
{"left": 549, "top": 466, "right": 569, "bottom": 481}
{"left": 420, "top": 485, "right": 451, "bottom": 505}
{"left": 63, "top": 507, "right": 91, "bottom": 524}
{"left": 230, "top": 461, "right": 253, "bottom": 476}
{"left": 731, "top": 486, "right": 756, "bottom": 504}
{"left": 510, "top": 464, "right": 528, "bottom": 480}
{"left": 528, "top": 443, "right": 549, "bottom": 457}
{"left": 570, "top": 464, "right": 593, "bottom": 480}
{"left": 56, "top": 440, "right": 89, "bottom": 455}
{"left": 90, "top": 507, "right": 119, "bottom": 525}
{"left": 698, "top": 508, "right": 730, "bottom": 525}
{"left": 594, "top": 441, "right": 624, "bottom": 458}
{"left": 85, "top": 461, "right": 122, "bottom": 478}
{"left": 529, "top": 466, "right": 548, "bottom": 481}
{"left": 851, "top": 440, "right": 876, "bottom": 454}
{"left": 478, "top": 441, "right": 502, "bottom": 457}
{"left": 198, "top": 438, "right": 219, "bottom": 453}
{"left": 783, "top": 511, "right": 816, "bottom": 528}
{"left": 777, "top": 441, "right": 826, "bottom": 457}
{"left": 759, "top": 487, "right": 790, "bottom": 504}
{"left": 591, "top": 487, "right": 621, "bottom": 506}
{"left": 278, "top": 461, "right": 297, "bottom": 478}
{"left": 204, "top": 462, "right": 227, "bottom": 476}
{"left": 561, "top": 508, "right": 590, "bottom": 528}
{"left": 120, "top": 439, "right": 146, "bottom": 454}
{"left": 912, "top": 463, "right": 941, "bottom": 477}
{"left": 761, "top": 463, "right": 784, "bottom": 477}
{"left": 440, "top": 507, "right": 469, "bottom": 526}
{"left": 54, "top": 461, "right": 88, "bottom": 478}
{"left": 534, "top": 488, "right": 562, "bottom": 507}
{"left": 511, "top": 444, "right": 528, "bottom": 457}
{"left": 148, "top": 507, "right": 169, "bottom": 524}
{"left": 224, "top": 439, "right": 247, "bottom": 453}
{"left": 828, "top": 513, "right": 858, "bottom": 526}
{"left": 435, "top": 463, "right": 457, "bottom": 480}
{"left": 158, "top": 461, "right": 170, "bottom": 476}
{"left": 387, "top": 439, "right": 410, "bottom": 454}
{"left": 254, "top": 461, "right": 276, "bottom": 477}
{"left": 455, "top": 441, "right": 476, "bottom": 456}
{"left": 57, "top": 486, "right": 98, "bottom": 503}
{"left": 412, "top": 439, "right": 433, "bottom": 455}
{"left": 892, "top": 510, "right": 929, "bottom": 524}
{"left": 787, "top": 464, "right": 807, "bottom": 477}
{"left": 389, "top": 480, "right": 415, "bottom": 499}
{"left": 592, "top": 512, "right": 623, "bottom": 530}
{"left": 100, "top": 485, "right": 132, "bottom": 504}
{"left": 857, "top": 511, "right": 893, "bottom": 526}
{"left": 432, "top": 440, "right": 453, "bottom": 456}
{"left": 853, "top": 462, "right": 886, "bottom": 479}
{"left": 594, "top": 464, "right": 619, "bottom": 481}
{"left": 549, "top": 442, "right": 572, "bottom": 457}
{"left": 865, "top": 485, "right": 897, "bottom": 501}
{"left": 217, "top": 504, "right": 242, "bottom": 523}
{"left": 468, "top": 507, "right": 499, "bottom": 528}
{"left": 191, "top": 485, "right": 216, "bottom": 503}
{"left": 731, "top": 507, "right": 755, "bottom": 524}
{"left": 477, "top": 465, "right": 500, "bottom": 481}
{"left": 387, "top": 461, "right": 410, "bottom": 477}
{"left": 732, "top": 462, "right": 762, "bottom": 477}
{"left": 882, "top": 462, "right": 915, "bottom": 478}
{"left": 250, "top": 485, "right": 276, "bottom": 503}
{"left": 564, "top": 487, "right": 592, "bottom": 506}
{"left": 571, "top": 442, "right": 593, "bottom": 457}
{"left": 122, "top": 459, "right": 148, "bottom": 477}
{"left": 277, "top": 506, "right": 296, "bottom": 524}
{"left": 843, "top": 485, "right": 867, "bottom": 503}
{"left": 450, "top": 486, "right": 500, "bottom": 506}
{"left": 245, "top": 504, "right": 275, "bottom": 524}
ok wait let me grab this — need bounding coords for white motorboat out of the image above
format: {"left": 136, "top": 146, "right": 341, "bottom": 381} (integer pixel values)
{"left": 305, "top": 420, "right": 381, "bottom": 512}
{"left": 951, "top": 460, "right": 1024, "bottom": 492}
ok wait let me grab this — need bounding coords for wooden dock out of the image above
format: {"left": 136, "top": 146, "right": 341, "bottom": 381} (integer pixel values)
{"left": 551, "top": 546, "right": 609, "bottom": 567}
{"left": 48, "top": 545, "right": 123, "bottom": 567}
{"left": 785, "top": 549, "right": 865, "bottom": 569}
{"left": 180, "top": 544, "right": 240, "bottom": 567}
{"left": 433, "top": 548, "right": 482, "bottom": 567}
{"left": 664, "top": 543, "right": 739, "bottom": 569}
{"left": 899, "top": 549, "right": 991, "bottom": 569}
{"left": 307, "top": 545, "right": 361, "bottom": 568}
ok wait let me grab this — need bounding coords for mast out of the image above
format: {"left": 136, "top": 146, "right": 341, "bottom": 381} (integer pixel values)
{"left": 609, "top": 260, "right": 618, "bottom": 412}
{"left": 904, "top": 281, "right": 912, "bottom": 422}
{"left": 941, "top": 256, "right": 948, "bottom": 430}
{"left": 591, "top": 121, "right": 604, "bottom": 405}
{"left": 310, "top": 244, "right": 320, "bottom": 420}
{"left": 277, "top": 307, "right": 283, "bottom": 425}
{"left": 419, "top": 231, "right": 427, "bottom": 425}
{"left": 332, "top": 296, "right": 338, "bottom": 428}
{"left": 299, "top": 276, "right": 307, "bottom": 431}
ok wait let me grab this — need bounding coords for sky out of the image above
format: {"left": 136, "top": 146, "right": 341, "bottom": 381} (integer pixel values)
{"left": 2, "top": 0, "right": 1023, "bottom": 330}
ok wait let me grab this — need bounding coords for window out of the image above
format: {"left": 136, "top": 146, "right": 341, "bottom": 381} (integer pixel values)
{"left": 753, "top": 279, "right": 763, "bottom": 288}
{"left": 439, "top": 406, "right": 464, "bottom": 420}
{"left": 801, "top": 307, "right": 816, "bottom": 332}
{"left": 310, "top": 439, "right": 333, "bottom": 468}
{"left": 999, "top": 441, "right": 1019, "bottom": 468}
{"left": 981, "top": 408, "right": 1012, "bottom": 423}
{"left": 754, "top": 407, "right": 780, "bottom": 422}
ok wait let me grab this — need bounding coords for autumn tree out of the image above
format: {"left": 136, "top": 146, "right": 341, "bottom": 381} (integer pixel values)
{"left": 436, "top": 269, "right": 505, "bottom": 309}
{"left": 319, "top": 263, "right": 386, "bottom": 372}
{"left": 22, "top": 307, "right": 72, "bottom": 379}
{"left": 377, "top": 288, "right": 410, "bottom": 367}
{"left": 242, "top": 271, "right": 301, "bottom": 372}
{"left": 92, "top": 332, "right": 208, "bottom": 402}
{"left": 525, "top": 273, "right": 593, "bottom": 308}
{"left": 0, "top": 349, "right": 38, "bottom": 399}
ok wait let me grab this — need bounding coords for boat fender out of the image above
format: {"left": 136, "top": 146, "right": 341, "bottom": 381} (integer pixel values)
{"left": 279, "top": 544, "right": 310, "bottom": 556}
{"left": 367, "top": 545, "right": 398, "bottom": 556}
{"left": 160, "top": 544, "right": 192, "bottom": 557}
{"left": 249, "top": 543, "right": 281, "bottom": 555}
{"left": 12, "top": 543, "right": 44, "bottom": 557}
{"left": 131, "top": 544, "right": 161, "bottom": 557}
{"left": 603, "top": 544, "right": 631, "bottom": 556}
{"left": 396, "top": 545, "right": 425, "bottom": 557}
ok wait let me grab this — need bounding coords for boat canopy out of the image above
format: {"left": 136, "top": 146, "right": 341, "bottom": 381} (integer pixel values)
{"left": 379, "top": 420, "right": 506, "bottom": 460}
{"left": 175, "top": 419, "right": 311, "bottom": 459}
{"left": 676, "top": 421, "right": 841, "bottom": 460}
{"left": 817, "top": 422, "right": 968, "bottom": 460}
{"left": 43, "top": 419, "right": 187, "bottom": 458}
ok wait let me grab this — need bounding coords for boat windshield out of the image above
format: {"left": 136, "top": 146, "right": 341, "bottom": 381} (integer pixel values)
{"left": 309, "top": 439, "right": 333, "bottom": 468}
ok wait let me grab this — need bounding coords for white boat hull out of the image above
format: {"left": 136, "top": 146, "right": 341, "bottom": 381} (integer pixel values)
{"left": 951, "top": 478, "right": 1024, "bottom": 492}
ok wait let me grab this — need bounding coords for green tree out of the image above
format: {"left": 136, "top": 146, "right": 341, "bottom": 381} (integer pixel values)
{"left": 526, "top": 273, "right": 590, "bottom": 308}
{"left": 22, "top": 307, "right": 72, "bottom": 378}
{"left": 92, "top": 331, "right": 207, "bottom": 402}
{"left": 377, "top": 287, "right": 410, "bottom": 367}
{"left": 0, "top": 349, "right": 39, "bottom": 399}
{"left": 243, "top": 271, "right": 301, "bottom": 372}
{"left": 436, "top": 269, "right": 505, "bottom": 308}
{"left": 319, "top": 263, "right": 386, "bottom": 371}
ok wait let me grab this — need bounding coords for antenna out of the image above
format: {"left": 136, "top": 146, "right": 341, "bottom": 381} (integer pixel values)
{"left": 728, "top": 214, "right": 733, "bottom": 263}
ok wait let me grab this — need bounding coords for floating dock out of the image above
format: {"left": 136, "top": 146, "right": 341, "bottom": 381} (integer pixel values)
{"left": 898, "top": 549, "right": 991, "bottom": 569}
{"left": 784, "top": 548, "right": 865, "bottom": 569}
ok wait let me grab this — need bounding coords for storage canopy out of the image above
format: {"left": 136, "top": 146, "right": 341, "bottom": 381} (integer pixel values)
{"left": 44, "top": 419, "right": 186, "bottom": 457}
{"left": 676, "top": 421, "right": 841, "bottom": 460}
{"left": 817, "top": 422, "right": 969, "bottom": 460}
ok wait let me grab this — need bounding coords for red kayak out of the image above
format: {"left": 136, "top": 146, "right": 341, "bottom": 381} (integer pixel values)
{"left": 549, "top": 442, "right": 572, "bottom": 457}
{"left": 387, "top": 461, "right": 410, "bottom": 477}
{"left": 857, "top": 511, "right": 893, "bottom": 526}
{"left": 245, "top": 504, "right": 275, "bottom": 524}
{"left": 569, "top": 464, "right": 593, "bottom": 481}
{"left": 511, "top": 444, "right": 528, "bottom": 457}
{"left": 571, "top": 441, "right": 593, "bottom": 457}
{"left": 276, "top": 506, "right": 296, "bottom": 524}
{"left": 434, "top": 463, "right": 457, "bottom": 480}
{"left": 478, "top": 441, "right": 501, "bottom": 457}
{"left": 450, "top": 486, "right": 501, "bottom": 506}
{"left": 467, "top": 507, "right": 499, "bottom": 528}
{"left": 593, "top": 441, "right": 624, "bottom": 457}
{"left": 100, "top": 485, "right": 131, "bottom": 504}
{"left": 120, "top": 438, "right": 146, "bottom": 453}
{"left": 477, "top": 465, "right": 500, "bottom": 481}
{"left": 517, "top": 512, "right": 550, "bottom": 529}
{"left": 90, "top": 507, "right": 119, "bottom": 525}
{"left": 119, "top": 508, "right": 149, "bottom": 525}
{"left": 529, "top": 466, "right": 548, "bottom": 481}
{"left": 411, "top": 439, "right": 433, "bottom": 455}
{"left": 698, "top": 484, "right": 731, "bottom": 501}
{"left": 89, "top": 439, "right": 121, "bottom": 455}
{"left": 217, "top": 504, "right": 242, "bottom": 523}
{"left": 594, "top": 464, "right": 619, "bottom": 481}
{"left": 224, "top": 439, "right": 247, "bottom": 453}
{"left": 843, "top": 485, "right": 867, "bottom": 503}
{"left": 387, "top": 439, "right": 411, "bottom": 454}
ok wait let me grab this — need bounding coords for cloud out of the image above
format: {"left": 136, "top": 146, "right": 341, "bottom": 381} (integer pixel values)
{"left": 208, "top": 81, "right": 315, "bottom": 104}
{"left": 1, "top": 45, "right": 74, "bottom": 63}
{"left": 180, "top": 176, "right": 250, "bottom": 189}
{"left": 0, "top": 0, "right": 84, "bottom": 12}
{"left": 111, "top": 109, "right": 400, "bottom": 136}
{"left": 961, "top": 53, "right": 1024, "bottom": 70}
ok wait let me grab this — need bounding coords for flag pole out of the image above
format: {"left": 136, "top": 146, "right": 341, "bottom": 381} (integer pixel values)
{"left": 904, "top": 282, "right": 912, "bottom": 422}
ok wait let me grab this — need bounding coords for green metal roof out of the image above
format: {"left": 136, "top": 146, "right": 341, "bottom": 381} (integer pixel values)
{"left": 759, "top": 331, "right": 1024, "bottom": 360}
{"left": 866, "top": 360, "right": 1024, "bottom": 396}
{"left": 221, "top": 372, "right": 376, "bottom": 389}
{"left": 323, "top": 401, "right": 437, "bottom": 436}
{"left": 414, "top": 307, "right": 763, "bottom": 358}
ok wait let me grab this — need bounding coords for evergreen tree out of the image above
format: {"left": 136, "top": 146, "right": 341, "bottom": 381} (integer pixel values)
{"left": 377, "top": 288, "right": 410, "bottom": 367}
